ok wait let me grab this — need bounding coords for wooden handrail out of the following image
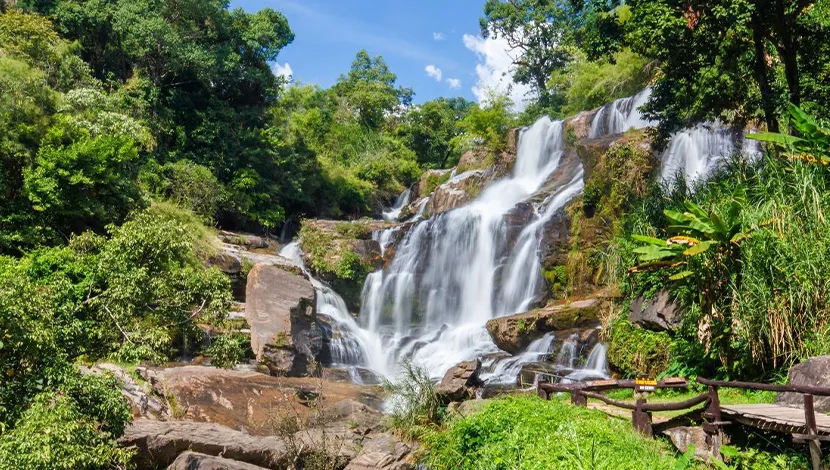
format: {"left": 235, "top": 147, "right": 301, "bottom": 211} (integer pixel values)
{"left": 698, "top": 377, "right": 830, "bottom": 397}
{"left": 581, "top": 390, "right": 709, "bottom": 411}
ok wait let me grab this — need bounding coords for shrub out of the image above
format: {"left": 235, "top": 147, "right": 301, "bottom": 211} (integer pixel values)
{"left": 606, "top": 317, "right": 671, "bottom": 377}
{"left": 423, "top": 396, "right": 680, "bottom": 469}
{"left": 383, "top": 362, "right": 443, "bottom": 439}
{"left": 0, "top": 393, "right": 133, "bottom": 470}
{"left": 206, "top": 333, "right": 247, "bottom": 369}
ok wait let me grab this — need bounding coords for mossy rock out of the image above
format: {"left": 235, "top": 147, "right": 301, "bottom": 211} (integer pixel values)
{"left": 606, "top": 318, "right": 671, "bottom": 377}
{"left": 485, "top": 299, "right": 601, "bottom": 354}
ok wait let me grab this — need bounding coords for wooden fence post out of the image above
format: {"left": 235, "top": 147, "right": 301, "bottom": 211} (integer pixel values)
{"left": 632, "top": 396, "right": 653, "bottom": 436}
{"left": 537, "top": 383, "right": 549, "bottom": 401}
{"left": 703, "top": 385, "right": 723, "bottom": 459}
{"left": 804, "top": 394, "right": 823, "bottom": 470}
{"left": 571, "top": 389, "right": 587, "bottom": 407}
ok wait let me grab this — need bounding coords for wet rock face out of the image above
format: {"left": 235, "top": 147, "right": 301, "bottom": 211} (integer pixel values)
{"left": 629, "top": 290, "right": 682, "bottom": 332}
{"left": 245, "top": 263, "right": 321, "bottom": 376}
{"left": 777, "top": 356, "right": 830, "bottom": 412}
{"left": 436, "top": 359, "right": 484, "bottom": 403}
{"left": 564, "top": 110, "right": 599, "bottom": 143}
{"left": 486, "top": 299, "right": 601, "bottom": 354}
{"left": 137, "top": 366, "right": 384, "bottom": 435}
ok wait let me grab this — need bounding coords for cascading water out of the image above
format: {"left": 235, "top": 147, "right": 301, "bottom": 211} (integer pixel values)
{"left": 382, "top": 188, "right": 411, "bottom": 222}
{"left": 355, "top": 116, "right": 584, "bottom": 380}
{"left": 589, "top": 88, "right": 655, "bottom": 138}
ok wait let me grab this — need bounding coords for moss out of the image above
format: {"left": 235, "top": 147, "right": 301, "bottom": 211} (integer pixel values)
{"left": 606, "top": 317, "right": 672, "bottom": 377}
{"left": 582, "top": 140, "right": 654, "bottom": 218}
{"left": 564, "top": 125, "right": 577, "bottom": 148}
{"left": 543, "top": 266, "right": 568, "bottom": 297}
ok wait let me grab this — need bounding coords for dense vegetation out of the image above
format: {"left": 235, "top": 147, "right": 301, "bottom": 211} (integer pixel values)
{"left": 2, "top": 0, "right": 830, "bottom": 467}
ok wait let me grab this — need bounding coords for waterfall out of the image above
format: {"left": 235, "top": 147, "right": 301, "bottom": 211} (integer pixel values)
{"left": 355, "top": 116, "right": 584, "bottom": 379}
{"left": 555, "top": 333, "right": 579, "bottom": 369}
{"left": 584, "top": 343, "right": 608, "bottom": 376}
{"left": 279, "top": 242, "right": 387, "bottom": 373}
{"left": 660, "top": 124, "right": 760, "bottom": 185}
{"left": 382, "top": 188, "right": 411, "bottom": 222}
{"left": 589, "top": 88, "right": 655, "bottom": 138}
{"left": 479, "top": 333, "right": 556, "bottom": 384}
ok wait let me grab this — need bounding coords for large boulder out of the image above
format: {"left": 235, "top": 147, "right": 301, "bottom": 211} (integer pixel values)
{"left": 777, "top": 356, "right": 830, "bottom": 412}
{"left": 168, "top": 452, "right": 271, "bottom": 470}
{"left": 344, "top": 433, "right": 414, "bottom": 470}
{"left": 629, "top": 290, "right": 682, "bottom": 332}
{"left": 119, "top": 419, "right": 287, "bottom": 469}
{"left": 138, "top": 366, "right": 384, "bottom": 435}
{"left": 436, "top": 359, "right": 483, "bottom": 402}
{"left": 486, "top": 299, "right": 601, "bottom": 354}
{"left": 245, "top": 263, "right": 321, "bottom": 376}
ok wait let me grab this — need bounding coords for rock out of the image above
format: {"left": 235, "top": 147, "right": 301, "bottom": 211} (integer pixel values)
{"left": 81, "top": 363, "right": 168, "bottom": 419}
{"left": 245, "top": 263, "right": 321, "bottom": 376}
{"left": 629, "top": 290, "right": 682, "bottom": 332}
{"left": 425, "top": 169, "right": 492, "bottom": 215}
{"left": 662, "top": 426, "right": 712, "bottom": 462}
{"left": 119, "top": 419, "right": 287, "bottom": 469}
{"left": 777, "top": 356, "right": 830, "bottom": 412}
{"left": 219, "top": 231, "right": 271, "bottom": 250}
{"left": 344, "top": 433, "right": 414, "bottom": 470}
{"left": 436, "top": 359, "right": 483, "bottom": 402}
{"left": 563, "top": 110, "right": 598, "bottom": 143}
{"left": 208, "top": 251, "right": 243, "bottom": 275}
{"left": 486, "top": 299, "right": 601, "bottom": 354}
{"left": 139, "top": 366, "right": 384, "bottom": 435}
{"left": 168, "top": 452, "right": 271, "bottom": 470}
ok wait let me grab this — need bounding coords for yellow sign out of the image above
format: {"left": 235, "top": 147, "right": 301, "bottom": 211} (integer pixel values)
{"left": 635, "top": 378, "right": 657, "bottom": 386}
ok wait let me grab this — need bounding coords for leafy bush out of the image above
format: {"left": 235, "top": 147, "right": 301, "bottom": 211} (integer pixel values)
{"left": 0, "top": 393, "right": 134, "bottom": 470}
{"left": 423, "top": 396, "right": 680, "bottom": 469}
{"left": 559, "top": 49, "right": 653, "bottom": 116}
{"left": 206, "top": 333, "right": 247, "bottom": 369}
{"left": 606, "top": 317, "right": 671, "bottom": 377}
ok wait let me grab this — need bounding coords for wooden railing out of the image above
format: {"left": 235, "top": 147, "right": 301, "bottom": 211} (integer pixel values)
{"left": 537, "top": 377, "right": 704, "bottom": 436}
{"left": 698, "top": 377, "right": 830, "bottom": 470}
{"left": 539, "top": 377, "right": 830, "bottom": 470}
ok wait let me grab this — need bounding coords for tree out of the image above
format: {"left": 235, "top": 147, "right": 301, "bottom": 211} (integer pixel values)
{"left": 395, "top": 97, "right": 474, "bottom": 168}
{"left": 334, "top": 50, "right": 414, "bottom": 129}
{"left": 480, "top": 0, "right": 575, "bottom": 106}
{"left": 627, "top": 0, "right": 830, "bottom": 138}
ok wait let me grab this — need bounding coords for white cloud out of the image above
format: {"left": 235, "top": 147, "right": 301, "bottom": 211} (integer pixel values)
{"left": 462, "top": 33, "right": 534, "bottom": 111}
{"left": 447, "top": 78, "right": 461, "bottom": 89}
{"left": 433, "top": 32, "right": 446, "bottom": 41}
{"left": 272, "top": 62, "right": 294, "bottom": 81}
{"left": 425, "top": 64, "right": 443, "bottom": 82}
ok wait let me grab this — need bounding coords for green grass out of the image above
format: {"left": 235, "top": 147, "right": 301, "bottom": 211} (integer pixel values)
{"left": 422, "top": 395, "right": 683, "bottom": 470}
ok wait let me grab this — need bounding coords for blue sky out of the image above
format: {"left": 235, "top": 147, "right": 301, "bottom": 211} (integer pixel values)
{"left": 229, "top": 0, "right": 532, "bottom": 107}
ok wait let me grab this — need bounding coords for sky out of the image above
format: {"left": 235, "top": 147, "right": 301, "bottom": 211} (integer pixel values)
{"left": 229, "top": 0, "right": 533, "bottom": 109}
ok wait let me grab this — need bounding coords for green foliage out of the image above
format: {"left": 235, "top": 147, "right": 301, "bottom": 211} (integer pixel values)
{"left": 206, "top": 333, "right": 247, "bottom": 369}
{"left": 0, "top": 393, "right": 134, "bottom": 470}
{"left": 558, "top": 48, "right": 653, "bottom": 116}
{"left": 481, "top": 0, "right": 575, "bottom": 106}
{"left": 394, "top": 97, "right": 474, "bottom": 168}
{"left": 607, "top": 317, "right": 672, "bottom": 377}
{"left": 423, "top": 396, "right": 680, "bottom": 469}
{"left": 748, "top": 103, "right": 830, "bottom": 164}
{"left": 142, "top": 160, "right": 227, "bottom": 221}
{"left": 452, "top": 93, "right": 515, "bottom": 157}
{"left": 582, "top": 139, "right": 654, "bottom": 217}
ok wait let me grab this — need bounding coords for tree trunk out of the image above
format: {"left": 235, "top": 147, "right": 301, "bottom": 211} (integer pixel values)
{"left": 751, "top": 9, "right": 779, "bottom": 132}
{"left": 773, "top": 0, "right": 801, "bottom": 107}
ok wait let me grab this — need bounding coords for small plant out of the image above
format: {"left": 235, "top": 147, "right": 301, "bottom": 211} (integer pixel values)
{"left": 748, "top": 104, "right": 830, "bottom": 165}
{"left": 383, "top": 361, "right": 442, "bottom": 439}
{"left": 206, "top": 333, "right": 246, "bottom": 369}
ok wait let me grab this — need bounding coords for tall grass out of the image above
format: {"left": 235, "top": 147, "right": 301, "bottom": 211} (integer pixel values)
{"left": 619, "top": 154, "right": 830, "bottom": 377}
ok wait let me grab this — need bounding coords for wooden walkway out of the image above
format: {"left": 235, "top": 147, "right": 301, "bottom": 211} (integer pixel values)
{"left": 721, "top": 404, "right": 830, "bottom": 435}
